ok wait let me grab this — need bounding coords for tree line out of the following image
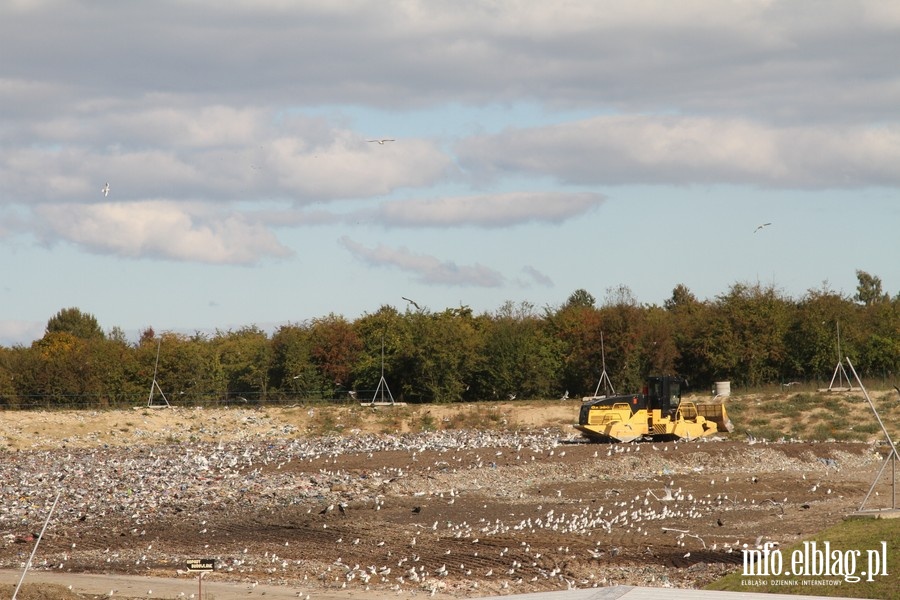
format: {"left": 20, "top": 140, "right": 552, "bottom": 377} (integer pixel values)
{"left": 0, "top": 271, "right": 897, "bottom": 408}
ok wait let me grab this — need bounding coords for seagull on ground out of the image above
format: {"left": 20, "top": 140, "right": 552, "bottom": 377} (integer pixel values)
{"left": 101, "top": 182, "right": 110, "bottom": 197}
{"left": 753, "top": 222, "right": 772, "bottom": 233}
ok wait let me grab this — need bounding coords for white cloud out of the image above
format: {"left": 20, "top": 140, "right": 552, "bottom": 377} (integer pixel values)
{"left": 372, "top": 192, "right": 604, "bottom": 227}
{"left": 268, "top": 135, "right": 453, "bottom": 200}
{"left": 521, "top": 265, "right": 553, "bottom": 288}
{"left": 458, "top": 116, "right": 900, "bottom": 188}
{"left": 0, "top": 319, "right": 44, "bottom": 348}
{"left": 0, "top": 105, "right": 454, "bottom": 207}
{"left": 260, "top": 191, "right": 603, "bottom": 229}
{"left": 32, "top": 201, "right": 293, "bottom": 265}
{"left": 339, "top": 236, "right": 505, "bottom": 287}
{"left": 4, "top": 1, "right": 897, "bottom": 118}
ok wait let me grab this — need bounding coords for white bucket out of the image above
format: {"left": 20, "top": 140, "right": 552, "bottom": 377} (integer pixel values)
{"left": 714, "top": 381, "right": 731, "bottom": 397}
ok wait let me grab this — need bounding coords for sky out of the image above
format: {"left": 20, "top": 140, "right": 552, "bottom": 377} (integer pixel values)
{"left": 2, "top": 0, "right": 899, "bottom": 347}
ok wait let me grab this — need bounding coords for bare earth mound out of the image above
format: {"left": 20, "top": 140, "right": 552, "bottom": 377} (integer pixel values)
{"left": 0, "top": 401, "right": 893, "bottom": 599}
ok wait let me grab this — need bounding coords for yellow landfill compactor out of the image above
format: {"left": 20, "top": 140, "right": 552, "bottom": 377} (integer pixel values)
{"left": 574, "top": 375, "right": 733, "bottom": 443}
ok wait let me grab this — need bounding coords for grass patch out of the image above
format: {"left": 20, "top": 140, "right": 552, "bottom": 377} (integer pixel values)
{"left": 810, "top": 422, "right": 866, "bottom": 441}
{"left": 772, "top": 393, "right": 819, "bottom": 418}
{"left": 375, "top": 406, "right": 411, "bottom": 433}
{"left": 443, "top": 405, "right": 508, "bottom": 430}
{"left": 706, "top": 517, "right": 900, "bottom": 598}
{"left": 417, "top": 410, "right": 437, "bottom": 431}
{"left": 853, "top": 422, "right": 881, "bottom": 435}
{"left": 719, "top": 389, "right": 900, "bottom": 443}
{"left": 821, "top": 396, "right": 844, "bottom": 412}
{"left": 306, "top": 409, "right": 341, "bottom": 435}
{"left": 743, "top": 425, "right": 788, "bottom": 441}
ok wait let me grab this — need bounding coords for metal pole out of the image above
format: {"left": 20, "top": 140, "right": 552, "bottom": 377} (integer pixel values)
{"left": 12, "top": 490, "right": 61, "bottom": 600}
{"left": 149, "top": 338, "right": 161, "bottom": 406}
{"left": 847, "top": 358, "right": 899, "bottom": 510}
{"left": 836, "top": 322, "right": 844, "bottom": 388}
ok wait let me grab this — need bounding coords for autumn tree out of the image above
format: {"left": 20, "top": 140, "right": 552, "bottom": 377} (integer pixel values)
{"left": 0, "top": 347, "right": 21, "bottom": 407}
{"left": 638, "top": 305, "right": 679, "bottom": 376}
{"left": 547, "top": 291, "right": 606, "bottom": 397}
{"left": 598, "top": 285, "right": 646, "bottom": 391}
{"left": 309, "top": 314, "right": 362, "bottom": 398}
{"left": 19, "top": 332, "right": 91, "bottom": 405}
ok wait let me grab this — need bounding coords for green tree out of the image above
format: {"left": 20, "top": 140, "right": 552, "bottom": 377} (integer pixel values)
{"left": 855, "top": 270, "right": 887, "bottom": 306}
{"left": 713, "top": 282, "right": 796, "bottom": 387}
{"left": 664, "top": 284, "right": 698, "bottom": 311}
{"left": 786, "top": 286, "right": 855, "bottom": 382}
{"left": 665, "top": 284, "right": 713, "bottom": 384}
{"left": 352, "top": 306, "right": 410, "bottom": 401}
{"left": 45, "top": 307, "right": 105, "bottom": 340}
{"left": 477, "top": 301, "right": 561, "bottom": 400}
{"left": 270, "top": 323, "right": 321, "bottom": 400}
{"left": 563, "top": 288, "right": 596, "bottom": 310}
{"left": 856, "top": 290, "right": 900, "bottom": 379}
{"left": 212, "top": 326, "right": 272, "bottom": 403}
{"left": 404, "top": 306, "right": 483, "bottom": 403}
{"left": 91, "top": 335, "right": 143, "bottom": 406}
{"left": 138, "top": 331, "right": 219, "bottom": 405}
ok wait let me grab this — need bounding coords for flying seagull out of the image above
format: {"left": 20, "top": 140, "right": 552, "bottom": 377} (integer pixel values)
{"left": 402, "top": 296, "right": 421, "bottom": 310}
{"left": 101, "top": 182, "right": 110, "bottom": 197}
{"left": 367, "top": 139, "right": 395, "bottom": 145}
{"left": 754, "top": 222, "right": 772, "bottom": 233}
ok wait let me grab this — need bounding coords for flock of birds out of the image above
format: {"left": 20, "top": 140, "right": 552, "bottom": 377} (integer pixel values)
{"left": 0, "top": 416, "right": 872, "bottom": 596}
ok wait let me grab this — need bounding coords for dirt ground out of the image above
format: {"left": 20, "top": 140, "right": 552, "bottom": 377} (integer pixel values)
{"left": 0, "top": 399, "right": 894, "bottom": 599}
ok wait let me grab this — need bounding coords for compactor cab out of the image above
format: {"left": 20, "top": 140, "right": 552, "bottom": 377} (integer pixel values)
{"left": 645, "top": 375, "right": 685, "bottom": 415}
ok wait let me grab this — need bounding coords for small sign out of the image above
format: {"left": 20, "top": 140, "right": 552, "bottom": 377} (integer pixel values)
{"left": 186, "top": 558, "right": 215, "bottom": 572}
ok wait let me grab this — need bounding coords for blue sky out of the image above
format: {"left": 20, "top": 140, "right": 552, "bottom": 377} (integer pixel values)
{"left": 2, "top": 1, "right": 899, "bottom": 346}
